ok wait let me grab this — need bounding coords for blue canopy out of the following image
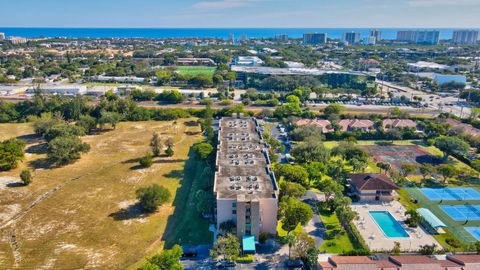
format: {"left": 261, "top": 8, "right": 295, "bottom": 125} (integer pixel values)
{"left": 417, "top": 208, "right": 447, "bottom": 228}
{"left": 242, "top": 235, "right": 256, "bottom": 253}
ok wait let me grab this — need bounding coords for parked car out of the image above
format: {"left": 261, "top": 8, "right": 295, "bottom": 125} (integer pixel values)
{"left": 216, "top": 260, "right": 236, "bottom": 269}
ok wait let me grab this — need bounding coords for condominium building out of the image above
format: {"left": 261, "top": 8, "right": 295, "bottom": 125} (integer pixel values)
{"left": 396, "top": 30, "right": 440, "bottom": 45}
{"left": 303, "top": 33, "right": 327, "bottom": 45}
{"left": 370, "top": 29, "right": 382, "bottom": 42}
{"left": 214, "top": 115, "right": 278, "bottom": 241}
{"left": 274, "top": 34, "right": 289, "bottom": 42}
{"left": 452, "top": 30, "right": 479, "bottom": 44}
{"left": 0, "top": 32, "right": 5, "bottom": 40}
{"left": 415, "top": 30, "right": 440, "bottom": 45}
{"left": 342, "top": 32, "right": 361, "bottom": 45}
{"left": 397, "top": 30, "right": 416, "bottom": 42}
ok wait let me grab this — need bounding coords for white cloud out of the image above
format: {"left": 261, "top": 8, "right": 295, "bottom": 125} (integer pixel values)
{"left": 408, "top": 0, "right": 480, "bottom": 7}
{"left": 192, "top": 0, "right": 260, "bottom": 10}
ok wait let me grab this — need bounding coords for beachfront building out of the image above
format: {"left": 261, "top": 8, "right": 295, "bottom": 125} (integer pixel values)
{"left": 214, "top": 115, "right": 278, "bottom": 244}
{"left": 348, "top": 173, "right": 398, "bottom": 202}
{"left": 303, "top": 33, "right": 327, "bottom": 45}
{"left": 452, "top": 30, "right": 479, "bottom": 45}
{"left": 396, "top": 30, "right": 440, "bottom": 45}
{"left": 342, "top": 32, "right": 361, "bottom": 45}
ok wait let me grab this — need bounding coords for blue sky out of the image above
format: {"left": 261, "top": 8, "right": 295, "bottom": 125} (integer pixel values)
{"left": 1, "top": 0, "right": 479, "bottom": 28}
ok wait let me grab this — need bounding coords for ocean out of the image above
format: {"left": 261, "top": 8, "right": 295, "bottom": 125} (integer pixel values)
{"left": 0, "top": 28, "right": 470, "bottom": 40}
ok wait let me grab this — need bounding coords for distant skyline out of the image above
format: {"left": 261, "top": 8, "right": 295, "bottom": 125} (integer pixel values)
{"left": 1, "top": 0, "right": 480, "bottom": 28}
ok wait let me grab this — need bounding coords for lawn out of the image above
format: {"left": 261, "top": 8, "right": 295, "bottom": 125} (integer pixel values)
{"left": 319, "top": 210, "right": 354, "bottom": 254}
{"left": 176, "top": 66, "right": 216, "bottom": 76}
{"left": 0, "top": 119, "right": 211, "bottom": 269}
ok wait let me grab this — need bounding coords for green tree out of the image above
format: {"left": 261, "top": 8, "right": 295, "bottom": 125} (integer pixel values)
{"left": 274, "top": 164, "right": 309, "bottom": 187}
{"left": 44, "top": 123, "right": 86, "bottom": 142}
{"left": 419, "top": 164, "right": 434, "bottom": 180}
{"left": 136, "top": 184, "right": 171, "bottom": 212}
{"left": 98, "top": 111, "right": 121, "bottom": 130}
{"left": 377, "top": 162, "right": 391, "bottom": 174}
{"left": 150, "top": 132, "right": 163, "bottom": 157}
{"left": 47, "top": 136, "right": 90, "bottom": 165}
{"left": 318, "top": 178, "right": 343, "bottom": 212}
{"left": 323, "top": 103, "right": 344, "bottom": 116}
{"left": 291, "top": 231, "right": 315, "bottom": 260}
{"left": 20, "top": 169, "right": 33, "bottom": 186}
{"left": 209, "top": 233, "right": 241, "bottom": 261}
{"left": 0, "top": 139, "right": 26, "bottom": 171}
{"left": 399, "top": 164, "right": 417, "bottom": 178}
{"left": 165, "top": 137, "right": 174, "bottom": 157}
{"left": 435, "top": 136, "right": 469, "bottom": 161}
{"left": 405, "top": 209, "right": 422, "bottom": 227}
{"left": 157, "top": 90, "right": 185, "bottom": 103}
{"left": 290, "top": 139, "right": 330, "bottom": 164}
{"left": 281, "top": 197, "right": 313, "bottom": 233}
{"left": 192, "top": 142, "right": 214, "bottom": 160}
{"left": 436, "top": 164, "right": 458, "bottom": 184}
{"left": 280, "top": 181, "right": 307, "bottom": 199}
{"left": 142, "top": 244, "right": 183, "bottom": 270}
{"left": 76, "top": 114, "right": 97, "bottom": 134}
{"left": 155, "top": 70, "right": 173, "bottom": 86}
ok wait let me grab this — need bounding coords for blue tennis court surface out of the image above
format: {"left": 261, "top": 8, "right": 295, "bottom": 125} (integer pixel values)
{"left": 419, "top": 187, "right": 480, "bottom": 201}
{"left": 440, "top": 205, "right": 480, "bottom": 221}
{"left": 466, "top": 227, "right": 480, "bottom": 241}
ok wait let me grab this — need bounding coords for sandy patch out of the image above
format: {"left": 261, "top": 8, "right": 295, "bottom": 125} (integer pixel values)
{"left": 0, "top": 177, "right": 20, "bottom": 189}
{"left": 0, "top": 204, "right": 21, "bottom": 224}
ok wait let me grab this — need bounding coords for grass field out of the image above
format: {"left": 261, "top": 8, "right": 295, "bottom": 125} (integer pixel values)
{"left": 0, "top": 119, "right": 211, "bottom": 269}
{"left": 176, "top": 66, "right": 216, "bottom": 76}
{"left": 319, "top": 210, "right": 354, "bottom": 253}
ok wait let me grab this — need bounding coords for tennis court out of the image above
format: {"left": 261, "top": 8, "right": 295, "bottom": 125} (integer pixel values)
{"left": 465, "top": 227, "right": 480, "bottom": 241}
{"left": 419, "top": 187, "right": 480, "bottom": 201}
{"left": 440, "top": 205, "right": 480, "bottom": 221}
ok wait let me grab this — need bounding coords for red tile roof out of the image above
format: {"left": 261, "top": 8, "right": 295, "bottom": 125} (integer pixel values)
{"left": 383, "top": 119, "right": 418, "bottom": 129}
{"left": 339, "top": 119, "right": 374, "bottom": 132}
{"left": 348, "top": 173, "right": 399, "bottom": 191}
{"left": 389, "top": 255, "right": 438, "bottom": 265}
{"left": 330, "top": 256, "right": 376, "bottom": 265}
{"left": 448, "top": 255, "right": 480, "bottom": 264}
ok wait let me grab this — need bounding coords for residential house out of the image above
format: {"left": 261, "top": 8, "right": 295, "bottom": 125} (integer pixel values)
{"left": 339, "top": 119, "right": 375, "bottom": 132}
{"left": 295, "top": 119, "right": 333, "bottom": 133}
{"left": 382, "top": 119, "right": 418, "bottom": 130}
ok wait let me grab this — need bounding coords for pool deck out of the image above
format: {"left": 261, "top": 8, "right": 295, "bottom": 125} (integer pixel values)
{"left": 352, "top": 200, "right": 439, "bottom": 251}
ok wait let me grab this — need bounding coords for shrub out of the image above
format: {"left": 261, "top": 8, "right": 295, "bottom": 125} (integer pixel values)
{"left": 445, "top": 238, "right": 462, "bottom": 248}
{"left": 235, "top": 255, "right": 254, "bottom": 263}
{"left": 20, "top": 169, "right": 32, "bottom": 186}
{"left": 139, "top": 153, "right": 153, "bottom": 168}
{"left": 136, "top": 184, "right": 171, "bottom": 212}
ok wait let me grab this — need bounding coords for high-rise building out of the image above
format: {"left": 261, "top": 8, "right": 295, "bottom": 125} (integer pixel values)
{"left": 0, "top": 32, "right": 5, "bottom": 40}
{"left": 396, "top": 30, "right": 440, "bottom": 45}
{"left": 452, "top": 30, "right": 479, "bottom": 44}
{"left": 241, "top": 33, "right": 247, "bottom": 42}
{"left": 303, "top": 33, "right": 327, "bottom": 45}
{"left": 363, "top": 36, "right": 377, "bottom": 45}
{"left": 370, "top": 29, "right": 382, "bottom": 42}
{"left": 214, "top": 115, "right": 278, "bottom": 241}
{"left": 415, "top": 30, "right": 440, "bottom": 45}
{"left": 342, "top": 32, "right": 361, "bottom": 45}
{"left": 397, "top": 30, "right": 416, "bottom": 42}
{"left": 228, "top": 33, "right": 235, "bottom": 43}
{"left": 274, "top": 34, "right": 289, "bottom": 42}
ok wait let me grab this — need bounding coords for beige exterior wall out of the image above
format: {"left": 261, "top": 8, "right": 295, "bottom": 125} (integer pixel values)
{"left": 358, "top": 190, "right": 394, "bottom": 202}
{"left": 216, "top": 198, "right": 236, "bottom": 229}
{"left": 259, "top": 198, "right": 278, "bottom": 234}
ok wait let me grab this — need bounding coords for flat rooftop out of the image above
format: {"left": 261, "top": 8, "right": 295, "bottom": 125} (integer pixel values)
{"left": 214, "top": 116, "right": 277, "bottom": 200}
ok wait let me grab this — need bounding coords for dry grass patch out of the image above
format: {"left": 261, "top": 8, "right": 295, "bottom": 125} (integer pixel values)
{"left": 0, "top": 119, "right": 203, "bottom": 269}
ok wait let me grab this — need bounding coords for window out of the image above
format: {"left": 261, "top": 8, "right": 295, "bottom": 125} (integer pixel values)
{"left": 232, "top": 209, "right": 236, "bottom": 215}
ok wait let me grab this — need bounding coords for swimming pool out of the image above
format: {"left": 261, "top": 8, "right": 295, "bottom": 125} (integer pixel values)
{"left": 369, "top": 211, "right": 410, "bottom": 238}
